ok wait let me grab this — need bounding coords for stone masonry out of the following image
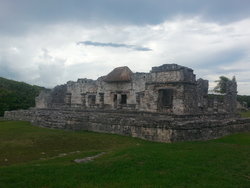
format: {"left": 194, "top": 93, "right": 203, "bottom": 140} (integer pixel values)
{"left": 4, "top": 64, "right": 250, "bottom": 142}
{"left": 35, "top": 64, "right": 238, "bottom": 115}
{"left": 4, "top": 108, "right": 250, "bottom": 142}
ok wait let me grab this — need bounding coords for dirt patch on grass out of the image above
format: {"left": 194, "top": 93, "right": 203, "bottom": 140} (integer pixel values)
{"left": 74, "top": 152, "right": 106, "bottom": 163}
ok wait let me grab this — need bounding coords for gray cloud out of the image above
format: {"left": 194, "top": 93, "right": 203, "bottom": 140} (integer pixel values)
{"left": 0, "top": 1, "right": 250, "bottom": 94}
{"left": 1, "top": 0, "right": 250, "bottom": 35}
{"left": 34, "top": 49, "right": 66, "bottom": 87}
{"left": 65, "top": 62, "right": 114, "bottom": 81}
{"left": 181, "top": 48, "right": 249, "bottom": 83}
{"left": 0, "top": 48, "right": 36, "bottom": 82}
{"left": 194, "top": 48, "right": 247, "bottom": 70}
{"left": 0, "top": 60, "right": 22, "bottom": 81}
{"left": 77, "top": 41, "right": 152, "bottom": 51}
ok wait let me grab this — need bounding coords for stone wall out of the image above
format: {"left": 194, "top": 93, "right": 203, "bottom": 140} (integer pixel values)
{"left": 4, "top": 109, "right": 250, "bottom": 143}
{"left": 14, "top": 64, "right": 244, "bottom": 143}
{"left": 224, "top": 78, "right": 237, "bottom": 113}
{"left": 35, "top": 89, "right": 52, "bottom": 108}
{"left": 35, "top": 64, "right": 239, "bottom": 116}
{"left": 196, "top": 78, "right": 208, "bottom": 112}
{"left": 36, "top": 64, "right": 209, "bottom": 115}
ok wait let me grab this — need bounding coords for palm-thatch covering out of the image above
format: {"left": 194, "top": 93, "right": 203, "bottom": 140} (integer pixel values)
{"left": 104, "top": 66, "right": 133, "bottom": 82}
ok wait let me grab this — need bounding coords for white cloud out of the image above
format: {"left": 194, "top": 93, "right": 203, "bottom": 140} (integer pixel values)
{"left": 0, "top": 18, "right": 250, "bottom": 94}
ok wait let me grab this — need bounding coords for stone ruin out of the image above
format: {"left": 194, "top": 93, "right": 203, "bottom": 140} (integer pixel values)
{"left": 4, "top": 64, "right": 250, "bottom": 142}
{"left": 35, "top": 64, "right": 237, "bottom": 114}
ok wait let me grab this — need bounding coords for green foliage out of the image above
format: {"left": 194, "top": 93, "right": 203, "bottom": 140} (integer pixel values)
{"left": 213, "top": 76, "right": 231, "bottom": 94}
{"left": 237, "top": 95, "right": 250, "bottom": 107}
{"left": 0, "top": 121, "right": 250, "bottom": 187}
{"left": 0, "top": 77, "right": 44, "bottom": 116}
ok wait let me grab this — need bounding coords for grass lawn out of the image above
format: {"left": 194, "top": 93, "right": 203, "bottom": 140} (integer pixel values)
{"left": 0, "top": 120, "right": 249, "bottom": 188}
{"left": 241, "top": 110, "right": 250, "bottom": 118}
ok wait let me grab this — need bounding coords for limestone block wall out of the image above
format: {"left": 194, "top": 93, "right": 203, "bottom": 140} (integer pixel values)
{"left": 150, "top": 71, "right": 182, "bottom": 82}
{"left": 150, "top": 64, "right": 196, "bottom": 83}
{"left": 182, "top": 84, "right": 199, "bottom": 114}
{"left": 196, "top": 79, "right": 209, "bottom": 112}
{"left": 67, "top": 79, "right": 98, "bottom": 107}
{"left": 35, "top": 64, "right": 238, "bottom": 115}
{"left": 4, "top": 109, "right": 250, "bottom": 143}
{"left": 35, "top": 89, "right": 52, "bottom": 108}
{"left": 224, "top": 78, "right": 237, "bottom": 113}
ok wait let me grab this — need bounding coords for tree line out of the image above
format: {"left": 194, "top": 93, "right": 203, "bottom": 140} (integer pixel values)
{"left": 0, "top": 77, "right": 44, "bottom": 116}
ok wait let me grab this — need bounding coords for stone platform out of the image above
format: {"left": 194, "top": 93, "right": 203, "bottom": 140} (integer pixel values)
{"left": 4, "top": 108, "right": 250, "bottom": 142}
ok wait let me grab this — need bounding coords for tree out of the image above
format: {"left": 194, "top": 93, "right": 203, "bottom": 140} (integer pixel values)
{"left": 0, "top": 77, "right": 44, "bottom": 116}
{"left": 213, "top": 76, "right": 231, "bottom": 94}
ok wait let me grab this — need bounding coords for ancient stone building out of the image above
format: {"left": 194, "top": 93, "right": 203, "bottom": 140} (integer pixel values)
{"left": 35, "top": 64, "right": 237, "bottom": 115}
{"left": 5, "top": 64, "right": 248, "bottom": 143}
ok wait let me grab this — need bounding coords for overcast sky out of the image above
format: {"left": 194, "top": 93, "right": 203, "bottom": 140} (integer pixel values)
{"left": 0, "top": 0, "right": 250, "bottom": 94}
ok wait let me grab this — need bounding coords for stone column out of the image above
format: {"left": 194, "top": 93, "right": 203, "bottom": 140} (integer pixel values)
{"left": 117, "top": 94, "right": 122, "bottom": 109}
{"left": 224, "top": 77, "right": 237, "bottom": 113}
{"left": 81, "top": 93, "right": 86, "bottom": 108}
{"left": 65, "top": 93, "right": 72, "bottom": 107}
{"left": 99, "top": 93, "right": 104, "bottom": 108}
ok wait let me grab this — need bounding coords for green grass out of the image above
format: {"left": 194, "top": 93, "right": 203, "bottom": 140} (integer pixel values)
{"left": 0, "top": 121, "right": 250, "bottom": 188}
{"left": 240, "top": 110, "right": 250, "bottom": 118}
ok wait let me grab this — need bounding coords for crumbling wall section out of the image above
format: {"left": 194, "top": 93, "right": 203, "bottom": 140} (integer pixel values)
{"left": 36, "top": 85, "right": 67, "bottom": 108}
{"left": 66, "top": 79, "right": 98, "bottom": 108}
{"left": 182, "top": 83, "right": 198, "bottom": 114}
{"left": 196, "top": 79, "right": 209, "bottom": 112}
{"left": 35, "top": 89, "right": 52, "bottom": 108}
{"left": 224, "top": 78, "right": 237, "bottom": 113}
{"left": 206, "top": 78, "right": 237, "bottom": 113}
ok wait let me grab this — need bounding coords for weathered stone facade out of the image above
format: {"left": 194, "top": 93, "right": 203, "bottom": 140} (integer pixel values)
{"left": 35, "top": 64, "right": 237, "bottom": 115}
{"left": 4, "top": 64, "right": 249, "bottom": 142}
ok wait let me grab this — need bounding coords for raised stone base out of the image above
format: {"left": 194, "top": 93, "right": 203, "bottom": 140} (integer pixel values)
{"left": 4, "top": 108, "right": 250, "bottom": 142}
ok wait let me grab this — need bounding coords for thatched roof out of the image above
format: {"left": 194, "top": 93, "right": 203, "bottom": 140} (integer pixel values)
{"left": 104, "top": 66, "right": 133, "bottom": 82}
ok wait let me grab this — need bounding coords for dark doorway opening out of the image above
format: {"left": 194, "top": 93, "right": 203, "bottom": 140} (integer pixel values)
{"left": 113, "top": 94, "right": 117, "bottom": 102}
{"left": 158, "top": 89, "right": 173, "bottom": 108}
{"left": 121, "top": 94, "right": 127, "bottom": 104}
{"left": 88, "top": 95, "right": 96, "bottom": 106}
{"left": 99, "top": 93, "right": 104, "bottom": 103}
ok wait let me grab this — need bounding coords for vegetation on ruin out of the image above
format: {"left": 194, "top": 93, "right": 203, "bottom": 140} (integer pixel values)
{"left": 0, "top": 77, "right": 44, "bottom": 116}
{"left": 213, "top": 76, "right": 234, "bottom": 94}
{"left": 211, "top": 75, "right": 250, "bottom": 108}
{"left": 0, "top": 120, "right": 249, "bottom": 188}
{"left": 238, "top": 95, "right": 250, "bottom": 108}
